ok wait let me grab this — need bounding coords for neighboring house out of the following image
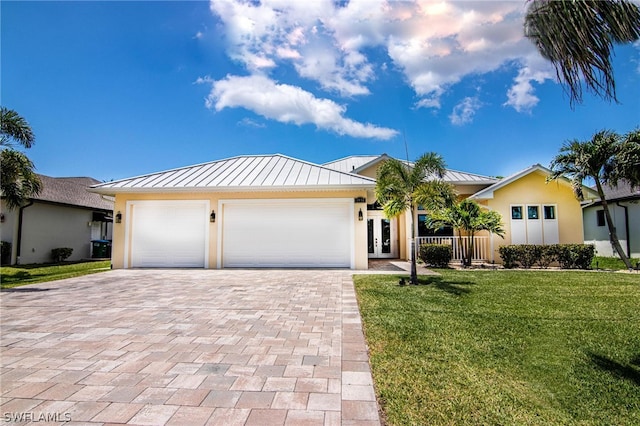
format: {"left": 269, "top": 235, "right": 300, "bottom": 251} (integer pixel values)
{"left": 89, "top": 154, "right": 593, "bottom": 270}
{"left": 582, "top": 181, "right": 640, "bottom": 258}
{"left": 0, "top": 175, "right": 114, "bottom": 265}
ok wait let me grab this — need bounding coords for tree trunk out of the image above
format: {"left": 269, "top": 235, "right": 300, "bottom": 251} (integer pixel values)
{"left": 410, "top": 206, "right": 418, "bottom": 284}
{"left": 595, "top": 180, "right": 632, "bottom": 269}
{"left": 466, "top": 232, "right": 475, "bottom": 267}
{"left": 457, "top": 233, "right": 465, "bottom": 267}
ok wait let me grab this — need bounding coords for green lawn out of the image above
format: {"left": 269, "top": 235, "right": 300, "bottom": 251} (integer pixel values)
{"left": 354, "top": 270, "right": 640, "bottom": 426}
{"left": 1, "top": 260, "right": 111, "bottom": 289}
{"left": 592, "top": 256, "right": 640, "bottom": 271}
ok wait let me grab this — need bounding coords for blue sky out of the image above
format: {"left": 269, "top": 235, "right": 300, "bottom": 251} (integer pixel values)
{"left": 3, "top": 0, "right": 639, "bottom": 182}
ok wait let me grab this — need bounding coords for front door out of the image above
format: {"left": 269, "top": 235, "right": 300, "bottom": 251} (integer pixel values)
{"left": 367, "top": 211, "right": 398, "bottom": 258}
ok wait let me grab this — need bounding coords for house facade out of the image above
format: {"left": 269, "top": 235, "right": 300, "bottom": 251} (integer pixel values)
{"left": 90, "top": 154, "right": 593, "bottom": 269}
{"left": 469, "top": 164, "right": 596, "bottom": 262}
{"left": 582, "top": 182, "right": 640, "bottom": 258}
{"left": 1, "top": 175, "right": 114, "bottom": 264}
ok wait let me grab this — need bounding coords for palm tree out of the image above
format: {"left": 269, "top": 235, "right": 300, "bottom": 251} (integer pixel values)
{"left": 549, "top": 129, "right": 640, "bottom": 269}
{"left": 375, "top": 153, "right": 446, "bottom": 284}
{"left": 1, "top": 107, "right": 35, "bottom": 148}
{"left": 524, "top": 0, "right": 640, "bottom": 107}
{"left": 0, "top": 107, "right": 42, "bottom": 209}
{"left": 427, "top": 199, "right": 505, "bottom": 267}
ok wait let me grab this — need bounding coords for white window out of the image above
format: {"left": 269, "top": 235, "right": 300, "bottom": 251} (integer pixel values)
{"left": 510, "top": 204, "right": 559, "bottom": 245}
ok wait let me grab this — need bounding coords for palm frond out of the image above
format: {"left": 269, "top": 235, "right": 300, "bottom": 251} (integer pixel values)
{"left": 524, "top": 0, "right": 640, "bottom": 107}
{"left": 0, "top": 107, "right": 35, "bottom": 148}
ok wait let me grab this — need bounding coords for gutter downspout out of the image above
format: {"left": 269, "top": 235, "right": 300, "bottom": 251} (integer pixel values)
{"left": 16, "top": 200, "right": 34, "bottom": 265}
{"left": 616, "top": 201, "right": 631, "bottom": 258}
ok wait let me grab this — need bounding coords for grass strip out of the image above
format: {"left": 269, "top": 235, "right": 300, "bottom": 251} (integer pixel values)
{"left": 1, "top": 260, "right": 111, "bottom": 288}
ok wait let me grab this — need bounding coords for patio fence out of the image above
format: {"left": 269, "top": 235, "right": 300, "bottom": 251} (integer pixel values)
{"left": 415, "top": 236, "right": 490, "bottom": 262}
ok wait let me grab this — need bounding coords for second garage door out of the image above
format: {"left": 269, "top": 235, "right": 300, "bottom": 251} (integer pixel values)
{"left": 221, "top": 199, "right": 353, "bottom": 268}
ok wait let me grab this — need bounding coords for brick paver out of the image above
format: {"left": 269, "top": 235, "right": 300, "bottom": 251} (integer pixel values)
{"left": 1, "top": 269, "right": 381, "bottom": 425}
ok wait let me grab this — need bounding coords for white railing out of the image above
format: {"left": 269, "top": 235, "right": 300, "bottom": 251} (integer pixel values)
{"left": 415, "top": 236, "right": 490, "bottom": 262}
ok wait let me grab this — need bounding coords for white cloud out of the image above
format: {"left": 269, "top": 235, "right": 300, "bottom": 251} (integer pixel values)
{"left": 449, "top": 97, "right": 482, "bottom": 126}
{"left": 205, "top": 74, "right": 398, "bottom": 140}
{"left": 238, "top": 117, "right": 266, "bottom": 128}
{"left": 504, "top": 56, "right": 555, "bottom": 112}
{"left": 207, "top": 0, "right": 557, "bottom": 129}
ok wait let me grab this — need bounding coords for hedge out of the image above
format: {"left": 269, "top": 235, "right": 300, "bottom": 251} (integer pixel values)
{"left": 419, "top": 243, "right": 452, "bottom": 268}
{"left": 498, "top": 244, "right": 595, "bottom": 270}
{"left": 1, "top": 241, "right": 11, "bottom": 265}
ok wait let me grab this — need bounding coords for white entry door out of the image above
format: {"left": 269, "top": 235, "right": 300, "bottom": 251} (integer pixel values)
{"left": 367, "top": 211, "right": 398, "bottom": 258}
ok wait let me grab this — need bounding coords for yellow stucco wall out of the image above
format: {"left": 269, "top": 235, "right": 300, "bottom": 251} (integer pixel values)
{"left": 483, "top": 170, "right": 584, "bottom": 261}
{"left": 111, "top": 190, "right": 369, "bottom": 270}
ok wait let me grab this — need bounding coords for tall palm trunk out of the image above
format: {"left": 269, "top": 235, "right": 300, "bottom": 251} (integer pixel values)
{"left": 594, "top": 180, "right": 632, "bottom": 269}
{"left": 409, "top": 205, "right": 418, "bottom": 285}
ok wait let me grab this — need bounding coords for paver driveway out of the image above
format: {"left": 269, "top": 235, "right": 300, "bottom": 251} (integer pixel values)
{"left": 1, "top": 269, "right": 380, "bottom": 425}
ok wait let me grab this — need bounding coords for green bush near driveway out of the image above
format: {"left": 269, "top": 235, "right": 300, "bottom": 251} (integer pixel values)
{"left": 1, "top": 260, "right": 111, "bottom": 289}
{"left": 354, "top": 270, "right": 640, "bottom": 425}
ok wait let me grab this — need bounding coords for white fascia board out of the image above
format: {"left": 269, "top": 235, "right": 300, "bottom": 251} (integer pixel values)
{"left": 88, "top": 183, "right": 375, "bottom": 195}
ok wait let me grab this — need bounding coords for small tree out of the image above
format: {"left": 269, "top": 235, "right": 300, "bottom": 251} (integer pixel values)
{"left": 549, "top": 129, "right": 640, "bottom": 269}
{"left": 375, "top": 153, "right": 446, "bottom": 284}
{"left": 427, "top": 199, "right": 505, "bottom": 266}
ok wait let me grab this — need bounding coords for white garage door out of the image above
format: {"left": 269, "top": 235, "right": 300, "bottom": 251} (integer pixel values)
{"left": 221, "top": 199, "right": 353, "bottom": 268}
{"left": 128, "top": 200, "right": 208, "bottom": 268}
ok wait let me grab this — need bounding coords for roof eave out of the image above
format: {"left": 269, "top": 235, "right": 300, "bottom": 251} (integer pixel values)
{"left": 88, "top": 183, "right": 375, "bottom": 196}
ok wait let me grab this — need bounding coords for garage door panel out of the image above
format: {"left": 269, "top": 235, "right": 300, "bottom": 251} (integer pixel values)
{"left": 222, "top": 200, "right": 352, "bottom": 268}
{"left": 129, "top": 201, "right": 208, "bottom": 268}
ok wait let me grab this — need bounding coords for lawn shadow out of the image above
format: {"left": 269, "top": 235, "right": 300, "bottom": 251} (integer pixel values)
{"left": 413, "top": 276, "right": 475, "bottom": 296}
{"left": 589, "top": 352, "right": 640, "bottom": 386}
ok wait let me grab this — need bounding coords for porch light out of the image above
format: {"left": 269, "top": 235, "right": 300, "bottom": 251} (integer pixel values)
{"left": 358, "top": 208, "right": 363, "bottom": 221}
{"left": 210, "top": 210, "right": 216, "bottom": 223}
{"left": 0, "top": 213, "right": 4, "bottom": 223}
{"left": 115, "top": 211, "right": 122, "bottom": 223}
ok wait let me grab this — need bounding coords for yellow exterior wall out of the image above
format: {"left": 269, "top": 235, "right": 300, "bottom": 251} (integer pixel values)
{"left": 111, "top": 190, "right": 369, "bottom": 270}
{"left": 484, "top": 170, "right": 584, "bottom": 262}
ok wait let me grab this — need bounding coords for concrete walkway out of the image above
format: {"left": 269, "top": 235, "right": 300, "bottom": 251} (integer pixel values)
{"left": 1, "top": 270, "right": 380, "bottom": 425}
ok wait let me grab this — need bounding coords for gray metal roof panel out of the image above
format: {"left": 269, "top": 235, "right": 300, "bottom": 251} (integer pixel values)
{"left": 90, "top": 154, "right": 376, "bottom": 194}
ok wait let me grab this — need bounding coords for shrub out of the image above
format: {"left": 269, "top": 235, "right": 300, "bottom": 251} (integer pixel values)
{"left": 419, "top": 244, "right": 452, "bottom": 268}
{"left": 537, "top": 245, "right": 557, "bottom": 269}
{"left": 1, "top": 241, "right": 12, "bottom": 265}
{"left": 498, "top": 245, "right": 519, "bottom": 269}
{"left": 556, "top": 244, "right": 595, "bottom": 269}
{"left": 499, "top": 244, "right": 595, "bottom": 269}
{"left": 518, "top": 245, "right": 542, "bottom": 269}
{"left": 51, "top": 247, "right": 73, "bottom": 263}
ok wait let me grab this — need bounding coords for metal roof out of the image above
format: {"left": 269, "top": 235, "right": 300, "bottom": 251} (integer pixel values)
{"left": 323, "top": 155, "right": 381, "bottom": 174}
{"left": 90, "top": 154, "right": 376, "bottom": 194}
{"left": 323, "top": 154, "right": 498, "bottom": 185}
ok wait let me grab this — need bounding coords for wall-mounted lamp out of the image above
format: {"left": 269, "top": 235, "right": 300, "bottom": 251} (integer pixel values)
{"left": 0, "top": 213, "right": 4, "bottom": 223}
{"left": 358, "top": 208, "right": 363, "bottom": 221}
{"left": 115, "top": 211, "right": 122, "bottom": 223}
{"left": 210, "top": 210, "right": 216, "bottom": 223}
